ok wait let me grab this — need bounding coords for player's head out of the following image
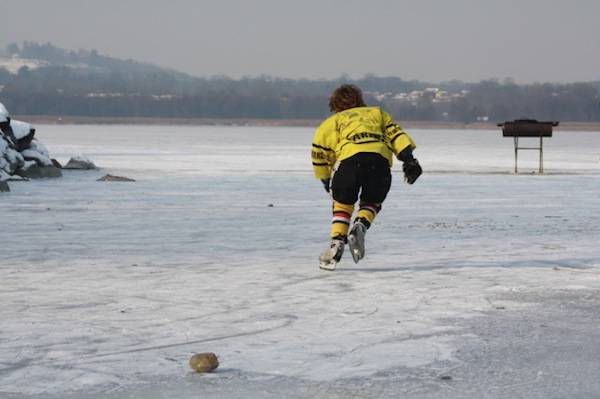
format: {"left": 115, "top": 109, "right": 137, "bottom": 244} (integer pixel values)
{"left": 328, "top": 84, "right": 366, "bottom": 113}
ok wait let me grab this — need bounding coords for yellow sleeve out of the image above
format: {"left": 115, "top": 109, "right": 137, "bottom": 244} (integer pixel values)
{"left": 382, "top": 110, "right": 416, "bottom": 155}
{"left": 311, "top": 115, "right": 338, "bottom": 180}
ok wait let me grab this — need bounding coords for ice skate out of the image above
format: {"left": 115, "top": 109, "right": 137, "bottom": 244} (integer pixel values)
{"left": 319, "top": 238, "right": 345, "bottom": 271}
{"left": 348, "top": 221, "right": 366, "bottom": 263}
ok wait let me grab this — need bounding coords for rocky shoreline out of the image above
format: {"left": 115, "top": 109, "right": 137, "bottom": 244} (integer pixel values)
{"left": 1, "top": 103, "right": 63, "bottom": 191}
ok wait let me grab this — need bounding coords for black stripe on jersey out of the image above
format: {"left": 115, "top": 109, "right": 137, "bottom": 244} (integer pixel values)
{"left": 339, "top": 138, "right": 395, "bottom": 153}
{"left": 389, "top": 132, "right": 406, "bottom": 145}
{"left": 353, "top": 140, "right": 387, "bottom": 146}
{"left": 312, "top": 143, "right": 334, "bottom": 152}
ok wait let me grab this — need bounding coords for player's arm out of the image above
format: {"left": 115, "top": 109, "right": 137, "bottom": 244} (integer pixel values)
{"left": 311, "top": 117, "right": 337, "bottom": 183}
{"left": 382, "top": 111, "right": 416, "bottom": 156}
{"left": 382, "top": 111, "right": 422, "bottom": 184}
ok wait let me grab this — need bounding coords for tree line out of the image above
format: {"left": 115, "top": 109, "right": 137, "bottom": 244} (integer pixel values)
{"left": 1, "top": 42, "right": 599, "bottom": 122}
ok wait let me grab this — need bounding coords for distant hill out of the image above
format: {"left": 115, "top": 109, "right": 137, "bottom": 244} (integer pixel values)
{"left": 1, "top": 41, "right": 193, "bottom": 81}
{"left": 0, "top": 41, "right": 599, "bottom": 122}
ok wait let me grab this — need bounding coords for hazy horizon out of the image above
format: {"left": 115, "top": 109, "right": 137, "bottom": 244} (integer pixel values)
{"left": 1, "top": 0, "right": 600, "bottom": 84}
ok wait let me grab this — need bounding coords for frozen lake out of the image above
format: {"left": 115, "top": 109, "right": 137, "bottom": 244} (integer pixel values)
{"left": 1, "top": 125, "right": 600, "bottom": 398}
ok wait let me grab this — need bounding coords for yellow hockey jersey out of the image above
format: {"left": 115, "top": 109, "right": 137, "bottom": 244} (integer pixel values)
{"left": 311, "top": 106, "right": 416, "bottom": 180}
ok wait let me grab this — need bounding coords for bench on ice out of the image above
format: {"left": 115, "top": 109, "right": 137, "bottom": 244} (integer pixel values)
{"left": 497, "top": 119, "right": 559, "bottom": 174}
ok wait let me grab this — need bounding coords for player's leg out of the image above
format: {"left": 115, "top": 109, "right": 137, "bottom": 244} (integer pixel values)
{"left": 355, "top": 202, "right": 382, "bottom": 230}
{"left": 329, "top": 156, "right": 360, "bottom": 241}
{"left": 319, "top": 201, "right": 353, "bottom": 271}
{"left": 356, "top": 154, "right": 392, "bottom": 227}
{"left": 348, "top": 154, "right": 392, "bottom": 262}
{"left": 330, "top": 201, "right": 354, "bottom": 242}
{"left": 319, "top": 157, "right": 360, "bottom": 270}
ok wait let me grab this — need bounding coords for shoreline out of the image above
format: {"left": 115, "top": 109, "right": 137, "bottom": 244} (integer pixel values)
{"left": 13, "top": 115, "right": 600, "bottom": 132}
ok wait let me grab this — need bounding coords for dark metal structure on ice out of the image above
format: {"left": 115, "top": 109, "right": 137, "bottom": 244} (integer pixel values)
{"left": 497, "top": 119, "right": 559, "bottom": 173}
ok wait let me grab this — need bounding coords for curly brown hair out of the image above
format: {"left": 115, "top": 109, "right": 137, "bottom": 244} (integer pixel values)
{"left": 328, "top": 84, "right": 366, "bottom": 113}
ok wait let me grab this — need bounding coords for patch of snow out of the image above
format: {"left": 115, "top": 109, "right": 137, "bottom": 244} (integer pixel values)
{"left": 20, "top": 158, "right": 37, "bottom": 170}
{"left": 27, "top": 138, "right": 50, "bottom": 158}
{"left": 0, "top": 55, "right": 48, "bottom": 74}
{"left": 22, "top": 146, "right": 52, "bottom": 167}
{"left": 0, "top": 102, "right": 8, "bottom": 122}
{"left": 9, "top": 119, "right": 34, "bottom": 140}
{"left": 0, "top": 135, "right": 25, "bottom": 175}
{"left": 70, "top": 154, "right": 95, "bottom": 164}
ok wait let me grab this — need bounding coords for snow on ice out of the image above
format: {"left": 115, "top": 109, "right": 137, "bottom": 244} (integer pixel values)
{"left": 1, "top": 125, "right": 600, "bottom": 398}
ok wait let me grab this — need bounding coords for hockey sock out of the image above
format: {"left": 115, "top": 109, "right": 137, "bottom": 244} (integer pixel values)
{"left": 355, "top": 202, "right": 381, "bottom": 229}
{"left": 330, "top": 201, "right": 354, "bottom": 240}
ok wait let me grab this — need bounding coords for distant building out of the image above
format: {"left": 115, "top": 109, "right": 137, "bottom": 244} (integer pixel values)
{"left": 370, "top": 87, "right": 469, "bottom": 106}
{"left": 0, "top": 55, "right": 47, "bottom": 74}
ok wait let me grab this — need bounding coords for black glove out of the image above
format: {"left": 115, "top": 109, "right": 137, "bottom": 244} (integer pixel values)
{"left": 321, "top": 178, "right": 330, "bottom": 193}
{"left": 403, "top": 158, "right": 422, "bottom": 184}
{"left": 397, "top": 147, "right": 422, "bottom": 184}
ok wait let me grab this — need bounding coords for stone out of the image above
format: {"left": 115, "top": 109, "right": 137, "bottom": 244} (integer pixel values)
{"left": 10, "top": 120, "right": 36, "bottom": 151}
{"left": 16, "top": 165, "right": 62, "bottom": 179}
{"left": 189, "top": 353, "right": 219, "bottom": 373}
{"left": 0, "top": 180, "right": 9, "bottom": 192}
{"left": 97, "top": 174, "right": 135, "bottom": 182}
{"left": 64, "top": 156, "right": 97, "bottom": 170}
{"left": 51, "top": 159, "right": 63, "bottom": 169}
{"left": 21, "top": 149, "right": 53, "bottom": 167}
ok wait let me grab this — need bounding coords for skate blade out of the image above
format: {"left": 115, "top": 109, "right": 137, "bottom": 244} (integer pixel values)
{"left": 319, "top": 260, "right": 337, "bottom": 271}
{"left": 348, "top": 236, "right": 362, "bottom": 264}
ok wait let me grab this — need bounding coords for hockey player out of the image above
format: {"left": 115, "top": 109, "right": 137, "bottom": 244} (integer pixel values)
{"left": 311, "top": 84, "right": 422, "bottom": 270}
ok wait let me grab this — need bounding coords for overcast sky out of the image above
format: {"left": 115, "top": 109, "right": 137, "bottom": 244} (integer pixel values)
{"left": 1, "top": 0, "right": 599, "bottom": 83}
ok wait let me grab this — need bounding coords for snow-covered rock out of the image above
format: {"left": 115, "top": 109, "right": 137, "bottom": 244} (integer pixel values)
{"left": 10, "top": 119, "right": 36, "bottom": 151}
{"left": 0, "top": 102, "right": 8, "bottom": 123}
{"left": 0, "top": 137, "right": 10, "bottom": 177}
{"left": 17, "top": 164, "right": 62, "bottom": 179}
{"left": 21, "top": 159, "right": 38, "bottom": 171}
{"left": 27, "top": 138, "right": 50, "bottom": 159}
{"left": 0, "top": 102, "right": 59, "bottom": 179}
{"left": 64, "top": 155, "right": 97, "bottom": 170}
{"left": 10, "top": 119, "right": 33, "bottom": 140}
{"left": 0, "top": 135, "right": 25, "bottom": 177}
{"left": 22, "top": 140, "right": 53, "bottom": 167}
{"left": 0, "top": 103, "right": 16, "bottom": 146}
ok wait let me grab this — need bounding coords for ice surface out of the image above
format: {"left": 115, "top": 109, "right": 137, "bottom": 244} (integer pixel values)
{"left": 1, "top": 125, "right": 600, "bottom": 398}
